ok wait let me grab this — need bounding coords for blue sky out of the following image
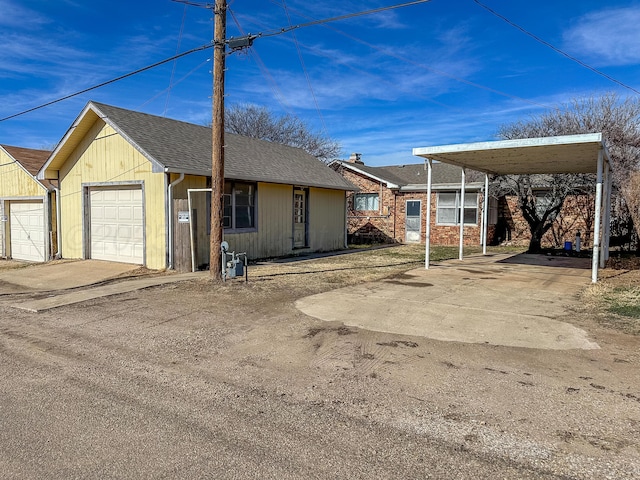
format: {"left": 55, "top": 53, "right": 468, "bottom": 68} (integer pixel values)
{"left": 1, "top": 0, "right": 639, "bottom": 166}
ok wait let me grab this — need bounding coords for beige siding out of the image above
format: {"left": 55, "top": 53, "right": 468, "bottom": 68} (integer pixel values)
{"left": 0, "top": 149, "right": 47, "bottom": 198}
{"left": 59, "top": 120, "right": 167, "bottom": 269}
{"left": 308, "top": 187, "right": 346, "bottom": 251}
{"left": 0, "top": 201, "right": 4, "bottom": 257}
{"left": 225, "top": 182, "right": 293, "bottom": 259}
{"left": 50, "top": 191, "right": 58, "bottom": 257}
{"left": 224, "top": 184, "right": 346, "bottom": 259}
{"left": 170, "top": 174, "right": 207, "bottom": 200}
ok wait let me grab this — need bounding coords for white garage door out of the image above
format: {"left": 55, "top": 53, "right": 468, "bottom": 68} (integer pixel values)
{"left": 10, "top": 202, "right": 46, "bottom": 262}
{"left": 90, "top": 188, "right": 144, "bottom": 264}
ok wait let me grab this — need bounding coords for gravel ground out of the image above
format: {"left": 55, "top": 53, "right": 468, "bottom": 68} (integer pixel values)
{"left": 0, "top": 247, "right": 639, "bottom": 479}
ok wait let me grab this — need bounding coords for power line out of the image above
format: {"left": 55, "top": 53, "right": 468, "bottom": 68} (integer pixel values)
{"left": 279, "top": 0, "right": 328, "bottom": 134}
{"left": 2, "top": 1, "right": 432, "bottom": 124}
{"left": 276, "top": 3, "right": 556, "bottom": 111}
{"left": 259, "top": 0, "right": 432, "bottom": 39}
{"left": 228, "top": 8, "right": 293, "bottom": 113}
{"left": 472, "top": 0, "right": 640, "bottom": 96}
{"left": 164, "top": 3, "right": 190, "bottom": 116}
{"left": 0, "top": 43, "right": 213, "bottom": 123}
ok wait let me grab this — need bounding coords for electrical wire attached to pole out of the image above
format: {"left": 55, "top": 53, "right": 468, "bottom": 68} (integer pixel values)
{"left": 0, "top": 44, "right": 214, "bottom": 123}
{"left": 1, "top": 0, "right": 433, "bottom": 123}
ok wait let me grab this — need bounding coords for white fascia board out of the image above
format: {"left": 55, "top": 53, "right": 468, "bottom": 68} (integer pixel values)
{"left": 37, "top": 102, "right": 96, "bottom": 180}
{"left": 412, "top": 133, "right": 604, "bottom": 157}
{"left": 338, "top": 162, "right": 399, "bottom": 188}
{"left": 399, "top": 182, "right": 483, "bottom": 192}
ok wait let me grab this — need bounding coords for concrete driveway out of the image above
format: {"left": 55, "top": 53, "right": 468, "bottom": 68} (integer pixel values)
{"left": 0, "top": 260, "right": 139, "bottom": 294}
{"left": 296, "top": 253, "right": 599, "bottom": 350}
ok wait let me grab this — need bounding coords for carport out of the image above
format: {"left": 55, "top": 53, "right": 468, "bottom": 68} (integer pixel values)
{"left": 412, "top": 133, "right": 613, "bottom": 283}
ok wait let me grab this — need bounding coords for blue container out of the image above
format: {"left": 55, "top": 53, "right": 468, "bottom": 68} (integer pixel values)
{"left": 564, "top": 241, "right": 573, "bottom": 251}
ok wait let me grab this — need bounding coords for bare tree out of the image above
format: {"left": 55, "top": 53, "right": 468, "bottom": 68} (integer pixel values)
{"left": 225, "top": 104, "right": 342, "bottom": 163}
{"left": 492, "top": 173, "right": 590, "bottom": 252}
{"left": 496, "top": 92, "right": 640, "bottom": 252}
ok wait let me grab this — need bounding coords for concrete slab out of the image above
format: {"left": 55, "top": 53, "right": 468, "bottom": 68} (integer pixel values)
{"left": 11, "top": 272, "right": 203, "bottom": 312}
{"left": 295, "top": 253, "right": 599, "bottom": 350}
{"left": 0, "top": 260, "right": 139, "bottom": 294}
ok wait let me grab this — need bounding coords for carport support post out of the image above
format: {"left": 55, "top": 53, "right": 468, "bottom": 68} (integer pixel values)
{"left": 459, "top": 168, "right": 466, "bottom": 260}
{"left": 602, "top": 162, "right": 612, "bottom": 266}
{"left": 606, "top": 162, "right": 613, "bottom": 261}
{"left": 425, "top": 159, "right": 432, "bottom": 269}
{"left": 591, "top": 150, "right": 603, "bottom": 283}
{"left": 482, "top": 174, "right": 489, "bottom": 255}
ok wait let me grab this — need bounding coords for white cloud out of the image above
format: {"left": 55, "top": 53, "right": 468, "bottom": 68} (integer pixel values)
{"left": 564, "top": 6, "right": 640, "bottom": 66}
{"left": 0, "top": 0, "right": 50, "bottom": 28}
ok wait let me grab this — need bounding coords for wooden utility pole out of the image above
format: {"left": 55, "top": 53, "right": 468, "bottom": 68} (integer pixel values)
{"left": 210, "top": 0, "right": 226, "bottom": 280}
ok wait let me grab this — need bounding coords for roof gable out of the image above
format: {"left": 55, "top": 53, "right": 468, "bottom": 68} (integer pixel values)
{"left": 40, "top": 102, "right": 354, "bottom": 191}
{"left": 1, "top": 144, "right": 54, "bottom": 190}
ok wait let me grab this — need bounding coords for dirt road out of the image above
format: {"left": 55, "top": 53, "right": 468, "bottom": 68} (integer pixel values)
{"left": 0, "top": 248, "right": 639, "bottom": 478}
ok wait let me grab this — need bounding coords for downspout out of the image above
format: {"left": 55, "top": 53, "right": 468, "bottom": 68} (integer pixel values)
{"left": 0, "top": 199, "right": 5, "bottom": 258}
{"left": 54, "top": 186, "right": 61, "bottom": 259}
{"left": 344, "top": 192, "right": 348, "bottom": 248}
{"left": 167, "top": 172, "right": 185, "bottom": 270}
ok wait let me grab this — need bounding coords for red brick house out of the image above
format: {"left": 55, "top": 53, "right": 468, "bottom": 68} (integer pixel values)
{"left": 330, "top": 154, "right": 494, "bottom": 246}
{"left": 331, "top": 154, "right": 592, "bottom": 249}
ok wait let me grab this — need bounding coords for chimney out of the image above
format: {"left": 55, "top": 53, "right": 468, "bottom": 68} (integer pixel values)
{"left": 348, "top": 152, "right": 364, "bottom": 165}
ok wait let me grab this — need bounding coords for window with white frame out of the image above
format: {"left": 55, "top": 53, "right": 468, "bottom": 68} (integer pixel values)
{"left": 353, "top": 193, "right": 379, "bottom": 211}
{"left": 436, "top": 192, "right": 478, "bottom": 225}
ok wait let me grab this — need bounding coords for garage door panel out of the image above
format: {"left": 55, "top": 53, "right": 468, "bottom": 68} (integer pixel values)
{"left": 90, "top": 188, "right": 144, "bottom": 264}
{"left": 10, "top": 202, "right": 46, "bottom": 262}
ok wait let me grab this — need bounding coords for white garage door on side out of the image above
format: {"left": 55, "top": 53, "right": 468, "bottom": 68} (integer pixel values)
{"left": 10, "top": 202, "right": 46, "bottom": 262}
{"left": 90, "top": 188, "right": 144, "bottom": 264}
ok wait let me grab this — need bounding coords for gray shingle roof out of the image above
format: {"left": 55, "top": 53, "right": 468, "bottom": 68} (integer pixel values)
{"left": 334, "top": 160, "right": 482, "bottom": 188}
{"left": 90, "top": 102, "right": 354, "bottom": 191}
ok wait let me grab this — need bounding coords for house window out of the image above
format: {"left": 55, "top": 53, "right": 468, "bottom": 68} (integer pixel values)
{"left": 437, "top": 192, "right": 478, "bottom": 225}
{"left": 534, "top": 194, "right": 553, "bottom": 217}
{"left": 354, "top": 193, "right": 379, "bottom": 211}
{"left": 223, "top": 181, "right": 256, "bottom": 230}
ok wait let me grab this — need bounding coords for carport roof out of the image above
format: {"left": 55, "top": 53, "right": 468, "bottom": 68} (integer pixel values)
{"left": 412, "top": 133, "right": 610, "bottom": 175}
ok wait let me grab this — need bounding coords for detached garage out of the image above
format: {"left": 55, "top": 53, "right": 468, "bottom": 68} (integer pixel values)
{"left": 38, "top": 101, "right": 353, "bottom": 270}
{"left": 0, "top": 145, "right": 57, "bottom": 262}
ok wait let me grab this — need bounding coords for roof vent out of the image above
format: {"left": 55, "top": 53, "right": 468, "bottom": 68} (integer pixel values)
{"left": 348, "top": 152, "right": 364, "bottom": 165}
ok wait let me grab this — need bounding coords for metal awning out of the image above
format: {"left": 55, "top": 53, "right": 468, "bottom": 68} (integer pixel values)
{"left": 412, "top": 133, "right": 613, "bottom": 283}
{"left": 413, "top": 133, "right": 608, "bottom": 175}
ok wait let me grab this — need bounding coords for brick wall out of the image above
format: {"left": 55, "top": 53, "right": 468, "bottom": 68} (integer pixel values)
{"left": 337, "top": 167, "right": 397, "bottom": 244}
{"left": 335, "top": 163, "right": 595, "bottom": 249}
{"left": 497, "top": 194, "right": 594, "bottom": 248}
{"left": 332, "top": 164, "right": 486, "bottom": 246}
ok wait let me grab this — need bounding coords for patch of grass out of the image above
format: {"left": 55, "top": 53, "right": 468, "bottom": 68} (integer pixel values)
{"left": 609, "top": 304, "right": 640, "bottom": 317}
{"left": 581, "top": 281, "right": 640, "bottom": 335}
{"left": 606, "top": 286, "right": 640, "bottom": 318}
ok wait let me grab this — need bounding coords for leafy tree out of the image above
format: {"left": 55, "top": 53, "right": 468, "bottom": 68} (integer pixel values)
{"left": 224, "top": 104, "right": 342, "bottom": 163}
{"left": 495, "top": 93, "right": 640, "bottom": 253}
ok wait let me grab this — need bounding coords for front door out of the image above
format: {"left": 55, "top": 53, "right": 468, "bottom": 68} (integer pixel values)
{"left": 293, "top": 189, "right": 307, "bottom": 248}
{"left": 405, "top": 200, "right": 421, "bottom": 243}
